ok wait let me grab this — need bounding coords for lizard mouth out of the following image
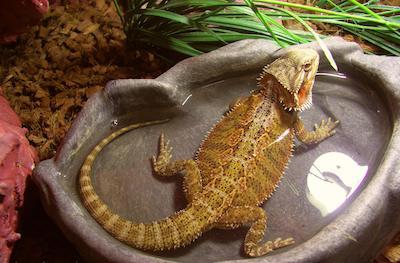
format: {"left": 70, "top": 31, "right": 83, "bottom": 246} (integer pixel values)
{"left": 294, "top": 78, "right": 314, "bottom": 111}
{"left": 279, "top": 81, "right": 313, "bottom": 112}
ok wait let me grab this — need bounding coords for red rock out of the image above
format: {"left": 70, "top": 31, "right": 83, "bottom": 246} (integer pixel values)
{"left": 0, "top": 0, "right": 49, "bottom": 44}
{"left": 0, "top": 88, "right": 38, "bottom": 263}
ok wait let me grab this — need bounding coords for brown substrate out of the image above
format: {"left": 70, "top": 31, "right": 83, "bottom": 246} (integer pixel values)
{"left": 0, "top": 0, "right": 167, "bottom": 161}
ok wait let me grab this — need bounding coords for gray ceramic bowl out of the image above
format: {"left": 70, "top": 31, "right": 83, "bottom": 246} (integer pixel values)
{"left": 33, "top": 37, "right": 400, "bottom": 263}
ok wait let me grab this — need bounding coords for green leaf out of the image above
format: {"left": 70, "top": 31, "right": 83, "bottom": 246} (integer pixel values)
{"left": 273, "top": 7, "right": 338, "bottom": 71}
{"left": 203, "top": 16, "right": 300, "bottom": 44}
{"left": 229, "top": 6, "right": 306, "bottom": 43}
{"left": 342, "top": 26, "right": 400, "bottom": 55}
{"left": 255, "top": 0, "right": 400, "bottom": 28}
{"left": 243, "top": 0, "right": 287, "bottom": 47}
{"left": 142, "top": 9, "right": 191, "bottom": 25}
{"left": 178, "top": 31, "right": 271, "bottom": 42}
{"left": 113, "top": 0, "right": 124, "bottom": 21}
{"left": 346, "top": 0, "right": 384, "bottom": 21}
{"left": 116, "top": 0, "right": 400, "bottom": 58}
{"left": 139, "top": 29, "right": 203, "bottom": 56}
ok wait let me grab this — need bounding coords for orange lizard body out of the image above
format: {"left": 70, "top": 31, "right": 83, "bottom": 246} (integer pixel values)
{"left": 79, "top": 49, "right": 338, "bottom": 256}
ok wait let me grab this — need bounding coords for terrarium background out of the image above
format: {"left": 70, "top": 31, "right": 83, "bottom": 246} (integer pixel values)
{"left": 0, "top": 0, "right": 398, "bottom": 262}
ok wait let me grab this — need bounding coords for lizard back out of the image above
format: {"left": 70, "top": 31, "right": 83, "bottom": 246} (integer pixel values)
{"left": 196, "top": 88, "right": 295, "bottom": 207}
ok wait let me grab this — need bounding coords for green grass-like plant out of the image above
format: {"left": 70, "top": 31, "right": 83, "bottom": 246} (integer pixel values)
{"left": 113, "top": 0, "right": 400, "bottom": 64}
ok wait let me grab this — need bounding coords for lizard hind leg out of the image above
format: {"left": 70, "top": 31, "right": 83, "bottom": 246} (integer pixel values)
{"left": 215, "top": 206, "right": 294, "bottom": 257}
{"left": 152, "top": 133, "right": 203, "bottom": 203}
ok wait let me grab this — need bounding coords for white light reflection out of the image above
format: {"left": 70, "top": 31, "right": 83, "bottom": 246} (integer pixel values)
{"left": 316, "top": 72, "right": 347, "bottom": 79}
{"left": 306, "top": 152, "right": 368, "bottom": 216}
{"left": 181, "top": 94, "right": 193, "bottom": 106}
{"left": 268, "top": 129, "right": 290, "bottom": 147}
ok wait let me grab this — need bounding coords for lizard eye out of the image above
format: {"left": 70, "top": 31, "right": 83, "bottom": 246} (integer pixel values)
{"left": 304, "top": 62, "right": 312, "bottom": 72}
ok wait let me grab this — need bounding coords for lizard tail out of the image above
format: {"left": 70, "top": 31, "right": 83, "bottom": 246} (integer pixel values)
{"left": 79, "top": 120, "right": 210, "bottom": 251}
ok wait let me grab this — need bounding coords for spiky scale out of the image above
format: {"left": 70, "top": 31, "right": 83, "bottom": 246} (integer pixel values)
{"left": 79, "top": 49, "right": 339, "bottom": 257}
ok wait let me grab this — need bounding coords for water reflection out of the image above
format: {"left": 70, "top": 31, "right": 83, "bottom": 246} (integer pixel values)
{"left": 306, "top": 152, "right": 368, "bottom": 216}
{"left": 181, "top": 94, "right": 193, "bottom": 106}
{"left": 316, "top": 72, "right": 347, "bottom": 79}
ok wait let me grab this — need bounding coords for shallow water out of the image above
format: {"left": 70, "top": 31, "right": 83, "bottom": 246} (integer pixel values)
{"left": 69, "top": 67, "right": 391, "bottom": 262}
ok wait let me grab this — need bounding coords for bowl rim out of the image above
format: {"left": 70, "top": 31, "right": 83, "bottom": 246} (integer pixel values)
{"left": 33, "top": 37, "right": 400, "bottom": 263}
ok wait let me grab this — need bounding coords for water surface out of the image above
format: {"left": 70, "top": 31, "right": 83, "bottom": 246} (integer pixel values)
{"left": 68, "top": 68, "right": 391, "bottom": 262}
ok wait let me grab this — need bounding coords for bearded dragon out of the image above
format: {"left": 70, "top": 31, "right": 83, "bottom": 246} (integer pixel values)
{"left": 79, "top": 49, "right": 339, "bottom": 257}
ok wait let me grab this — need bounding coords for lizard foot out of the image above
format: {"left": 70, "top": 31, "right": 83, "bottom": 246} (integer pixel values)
{"left": 314, "top": 117, "right": 339, "bottom": 137}
{"left": 246, "top": 237, "right": 295, "bottom": 257}
{"left": 152, "top": 133, "right": 173, "bottom": 175}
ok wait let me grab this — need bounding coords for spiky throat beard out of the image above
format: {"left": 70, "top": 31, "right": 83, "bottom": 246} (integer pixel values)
{"left": 288, "top": 76, "right": 314, "bottom": 112}
{"left": 258, "top": 74, "right": 313, "bottom": 112}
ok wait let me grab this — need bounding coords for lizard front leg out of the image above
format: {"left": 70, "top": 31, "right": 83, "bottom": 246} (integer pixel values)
{"left": 215, "top": 206, "right": 294, "bottom": 257}
{"left": 152, "top": 133, "right": 202, "bottom": 203}
{"left": 294, "top": 116, "right": 339, "bottom": 144}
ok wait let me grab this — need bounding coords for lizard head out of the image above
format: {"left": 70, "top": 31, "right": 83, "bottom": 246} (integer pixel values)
{"left": 258, "top": 48, "right": 319, "bottom": 111}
